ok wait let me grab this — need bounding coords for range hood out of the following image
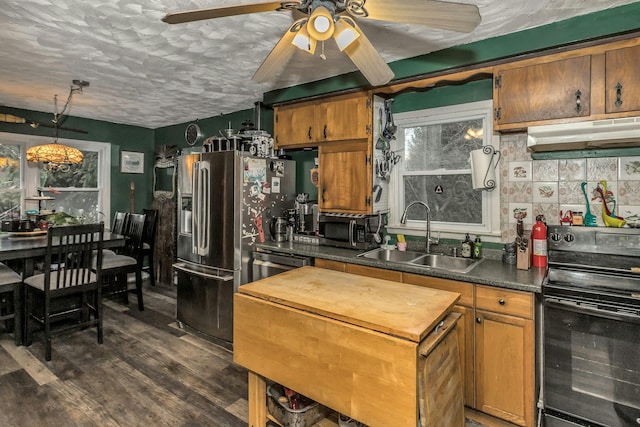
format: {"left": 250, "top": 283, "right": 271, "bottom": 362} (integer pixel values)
{"left": 527, "top": 117, "right": 640, "bottom": 151}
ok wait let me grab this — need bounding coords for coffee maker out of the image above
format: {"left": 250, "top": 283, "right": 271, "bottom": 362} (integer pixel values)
{"left": 293, "top": 193, "right": 318, "bottom": 235}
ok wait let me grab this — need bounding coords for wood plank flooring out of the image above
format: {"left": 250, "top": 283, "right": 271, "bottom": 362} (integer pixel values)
{"left": 0, "top": 281, "right": 510, "bottom": 427}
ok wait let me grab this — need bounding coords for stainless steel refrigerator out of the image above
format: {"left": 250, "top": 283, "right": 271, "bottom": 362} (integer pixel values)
{"left": 173, "top": 151, "right": 296, "bottom": 347}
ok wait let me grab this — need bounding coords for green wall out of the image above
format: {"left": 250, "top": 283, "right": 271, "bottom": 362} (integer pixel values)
{"left": 0, "top": 106, "right": 155, "bottom": 219}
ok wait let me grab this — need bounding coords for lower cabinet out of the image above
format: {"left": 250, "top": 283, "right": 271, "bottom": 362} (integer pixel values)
{"left": 475, "top": 285, "right": 535, "bottom": 427}
{"left": 316, "top": 260, "right": 537, "bottom": 427}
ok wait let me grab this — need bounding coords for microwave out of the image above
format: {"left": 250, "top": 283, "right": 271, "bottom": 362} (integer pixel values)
{"left": 317, "top": 213, "right": 379, "bottom": 250}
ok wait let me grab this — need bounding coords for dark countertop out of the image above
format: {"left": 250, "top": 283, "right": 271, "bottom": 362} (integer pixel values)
{"left": 255, "top": 241, "right": 546, "bottom": 293}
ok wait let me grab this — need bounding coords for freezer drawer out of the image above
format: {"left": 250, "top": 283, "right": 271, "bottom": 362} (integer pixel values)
{"left": 174, "top": 262, "right": 234, "bottom": 345}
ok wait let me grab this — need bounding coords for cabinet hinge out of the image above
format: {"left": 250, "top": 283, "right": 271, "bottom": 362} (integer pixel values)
{"left": 494, "top": 75, "right": 502, "bottom": 89}
{"left": 366, "top": 196, "right": 371, "bottom": 206}
{"left": 275, "top": 114, "right": 278, "bottom": 123}
{"left": 494, "top": 107, "right": 502, "bottom": 121}
{"left": 366, "top": 124, "right": 371, "bottom": 135}
{"left": 366, "top": 155, "right": 371, "bottom": 165}
{"left": 366, "top": 98, "right": 372, "bottom": 109}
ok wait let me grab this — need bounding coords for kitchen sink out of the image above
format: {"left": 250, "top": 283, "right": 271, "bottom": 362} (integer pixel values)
{"left": 357, "top": 248, "right": 427, "bottom": 263}
{"left": 357, "top": 248, "right": 483, "bottom": 273}
{"left": 408, "top": 253, "right": 483, "bottom": 273}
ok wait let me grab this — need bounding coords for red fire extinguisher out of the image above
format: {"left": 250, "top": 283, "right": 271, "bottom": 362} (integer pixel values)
{"left": 531, "top": 215, "right": 548, "bottom": 268}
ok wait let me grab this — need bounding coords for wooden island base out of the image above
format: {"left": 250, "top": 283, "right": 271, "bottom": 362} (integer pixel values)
{"left": 234, "top": 267, "right": 464, "bottom": 427}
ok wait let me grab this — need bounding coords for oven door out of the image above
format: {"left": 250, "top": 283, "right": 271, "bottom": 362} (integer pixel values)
{"left": 543, "top": 290, "right": 640, "bottom": 426}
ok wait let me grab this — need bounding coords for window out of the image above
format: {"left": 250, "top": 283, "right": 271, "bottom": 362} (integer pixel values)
{"left": 0, "top": 132, "right": 110, "bottom": 225}
{"left": 0, "top": 143, "right": 22, "bottom": 221}
{"left": 387, "top": 100, "right": 500, "bottom": 240}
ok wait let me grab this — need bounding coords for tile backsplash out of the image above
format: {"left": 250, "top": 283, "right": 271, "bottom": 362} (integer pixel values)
{"left": 499, "top": 133, "right": 640, "bottom": 240}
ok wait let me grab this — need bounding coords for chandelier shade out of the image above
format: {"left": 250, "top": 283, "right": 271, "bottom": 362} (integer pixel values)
{"left": 26, "top": 143, "right": 84, "bottom": 165}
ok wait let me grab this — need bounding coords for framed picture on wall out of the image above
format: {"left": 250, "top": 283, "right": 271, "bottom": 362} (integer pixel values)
{"left": 121, "top": 151, "right": 144, "bottom": 174}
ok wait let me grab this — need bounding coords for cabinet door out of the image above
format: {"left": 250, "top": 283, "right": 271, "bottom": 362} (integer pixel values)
{"left": 494, "top": 56, "right": 591, "bottom": 128}
{"left": 274, "top": 103, "right": 316, "bottom": 148}
{"left": 314, "top": 258, "right": 346, "bottom": 272}
{"left": 475, "top": 310, "right": 534, "bottom": 427}
{"left": 319, "top": 140, "right": 371, "bottom": 214}
{"left": 316, "top": 95, "right": 371, "bottom": 142}
{"left": 605, "top": 45, "right": 640, "bottom": 113}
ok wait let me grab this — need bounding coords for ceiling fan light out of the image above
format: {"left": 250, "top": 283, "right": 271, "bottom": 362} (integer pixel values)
{"left": 307, "top": 6, "right": 334, "bottom": 41}
{"left": 291, "top": 25, "right": 317, "bottom": 54}
{"left": 333, "top": 19, "right": 360, "bottom": 51}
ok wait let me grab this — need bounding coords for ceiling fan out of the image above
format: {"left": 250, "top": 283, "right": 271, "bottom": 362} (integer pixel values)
{"left": 162, "top": 0, "right": 481, "bottom": 87}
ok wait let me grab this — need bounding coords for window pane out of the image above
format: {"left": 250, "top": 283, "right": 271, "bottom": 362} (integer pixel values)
{"left": 403, "top": 175, "right": 482, "bottom": 224}
{"left": 404, "top": 118, "right": 484, "bottom": 171}
{"left": 0, "top": 144, "right": 21, "bottom": 220}
{"left": 40, "top": 151, "right": 98, "bottom": 188}
{"left": 41, "top": 191, "right": 99, "bottom": 218}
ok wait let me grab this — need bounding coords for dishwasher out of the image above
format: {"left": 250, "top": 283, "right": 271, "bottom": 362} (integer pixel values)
{"left": 251, "top": 250, "right": 311, "bottom": 281}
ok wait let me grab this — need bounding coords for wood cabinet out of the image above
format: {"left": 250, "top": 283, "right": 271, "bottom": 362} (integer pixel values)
{"left": 474, "top": 285, "right": 535, "bottom": 427}
{"left": 274, "top": 93, "right": 371, "bottom": 148}
{"left": 314, "top": 259, "right": 402, "bottom": 282}
{"left": 605, "top": 44, "right": 640, "bottom": 114}
{"left": 318, "top": 140, "right": 371, "bottom": 214}
{"left": 403, "top": 274, "right": 475, "bottom": 407}
{"left": 494, "top": 38, "right": 640, "bottom": 131}
{"left": 493, "top": 56, "right": 591, "bottom": 129}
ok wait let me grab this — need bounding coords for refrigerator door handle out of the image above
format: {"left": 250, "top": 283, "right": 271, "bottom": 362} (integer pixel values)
{"left": 173, "top": 262, "right": 234, "bottom": 282}
{"left": 192, "top": 161, "right": 201, "bottom": 254}
{"left": 200, "top": 162, "right": 210, "bottom": 255}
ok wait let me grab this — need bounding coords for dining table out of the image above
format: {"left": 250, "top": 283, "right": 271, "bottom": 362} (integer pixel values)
{"left": 0, "top": 230, "right": 126, "bottom": 345}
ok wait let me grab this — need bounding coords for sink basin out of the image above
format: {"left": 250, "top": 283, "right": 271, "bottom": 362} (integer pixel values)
{"left": 409, "top": 254, "right": 483, "bottom": 273}
{"left": 357, "top": 248, "right": 426, "bottom": 263}
{"left": 357, "top": 248, "right": 483, "bottom": 273}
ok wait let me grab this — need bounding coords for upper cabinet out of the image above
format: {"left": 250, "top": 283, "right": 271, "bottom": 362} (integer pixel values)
{"left": 605, "top": 44, "right": 640, "bottom": 114}
{"left": 274, "top": 93, "right": 371, "bottom": 148}
{"left": 494, "top": 39, "right": 640, "bottom": 131}
{"left": 493, "top": 56, "right": 592, "bottom": 130}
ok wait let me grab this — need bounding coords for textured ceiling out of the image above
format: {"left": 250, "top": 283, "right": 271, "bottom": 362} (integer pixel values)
{"left": 0, "top": 0, "right": 638, "bottom": 129}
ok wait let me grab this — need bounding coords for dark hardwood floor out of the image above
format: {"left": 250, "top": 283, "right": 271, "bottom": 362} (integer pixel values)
{"left": 0, "top": 280, "right": 504, "bottom": 427}
{"left": 0, "top": 280, "right": 248, "bottom": 427}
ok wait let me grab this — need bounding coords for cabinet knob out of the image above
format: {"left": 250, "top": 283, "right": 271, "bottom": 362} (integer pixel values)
{"left": 575, "top": 90, "right": 582, "bottom": 113}
{"left": 308, "top": 127, "right": 312, "bottom": 140}
{"left": 499, "top": 298, "right": 506, "bottom": 305}
{"left": 323, "top": 124, "right": 327, "bottom": 139}
{"left": 476, "top": 317, "right": 482, "bottom": 324}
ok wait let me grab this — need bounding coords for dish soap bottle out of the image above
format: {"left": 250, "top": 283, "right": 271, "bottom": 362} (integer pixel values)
{"left": 473, "top": 235, "right": 482, "bottom": 259}
{"left": 461, "top": 233, "right": 473, "bottom": 258}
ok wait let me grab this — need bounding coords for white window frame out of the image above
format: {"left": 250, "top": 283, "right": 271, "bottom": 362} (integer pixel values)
{"left": 386, "top": 100, "right": 501, "bottom": 242}
{"left": 0, "top": 132, "right": 111, "bottom": 227}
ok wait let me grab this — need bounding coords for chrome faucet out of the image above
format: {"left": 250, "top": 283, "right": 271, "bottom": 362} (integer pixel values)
{"left": 400, "top": 201, "right": 439, "bottom": 253}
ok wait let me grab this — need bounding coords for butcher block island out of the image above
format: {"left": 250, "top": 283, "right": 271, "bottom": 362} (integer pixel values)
{"left": 234, "top": 266, "right": 463, "bottom": 427}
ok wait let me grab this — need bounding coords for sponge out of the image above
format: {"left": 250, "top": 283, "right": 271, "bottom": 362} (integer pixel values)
{"left": 397, "top": 234, "right": 406, "bottom": 243}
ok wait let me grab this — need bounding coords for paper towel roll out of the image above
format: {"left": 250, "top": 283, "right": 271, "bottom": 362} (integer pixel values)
{"left": 470, "top": 146, "right": 498, "bottom": 190}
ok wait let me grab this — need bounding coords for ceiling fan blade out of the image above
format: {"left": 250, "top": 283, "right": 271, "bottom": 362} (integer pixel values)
{"left": 162, "top": 1, "right": 286, "bottom": 24}
{"left": 252, "top": 20, "right": 302, "bottom": 83}
{"left": 342, "top": 21, "right": 394, "bottom": 86}
{"left": 361, "top": 0, "right": 481, "bottom": 33}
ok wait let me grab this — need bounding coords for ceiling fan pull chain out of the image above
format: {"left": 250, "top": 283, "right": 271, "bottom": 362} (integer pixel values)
{"left": 320, "top": 41, "right": 326, "bottom": 60}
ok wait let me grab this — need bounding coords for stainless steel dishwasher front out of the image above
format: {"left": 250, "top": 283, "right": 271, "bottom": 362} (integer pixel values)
{"left": 251, "top": 250, "right": 311, "bottom": 281}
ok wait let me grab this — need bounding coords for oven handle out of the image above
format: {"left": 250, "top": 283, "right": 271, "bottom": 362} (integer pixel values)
{"left": 544, "top": 297, "right": 640, "bottom": 323}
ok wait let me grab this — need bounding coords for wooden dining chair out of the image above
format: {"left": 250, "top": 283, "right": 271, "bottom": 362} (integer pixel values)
{"left": 23, "top": 222, "right": 105, "bottom": 361}
{"left": 111, "top": 211, "right": 129, "bottom": 235}
{"left": 100, "top": 213, "right": 145, "bottom": 311}
{"left": 141, "top": 208, "right": 158, "bottom": 286}
{"left": 0, "top": 262, "right": 21, "bottom": 345}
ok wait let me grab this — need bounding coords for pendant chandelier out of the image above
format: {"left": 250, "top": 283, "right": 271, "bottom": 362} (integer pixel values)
{"left": 26, "top": 80, "right": 89, "bottom": 173}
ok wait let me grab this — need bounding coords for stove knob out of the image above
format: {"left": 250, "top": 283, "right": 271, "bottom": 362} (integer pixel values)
{"left": 550, "top": 232, "right": 562, "bottom": 242}
{"left": 564, "top": 233, "right": 575, "bottom": 243}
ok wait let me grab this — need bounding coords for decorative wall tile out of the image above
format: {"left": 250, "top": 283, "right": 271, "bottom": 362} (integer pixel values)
{"left": 508, "top": 161, "right": 532, "bottom": 181}
{"left": 619, "top": 205, "right": 640, "bottom": 219}
{"left": 533, "top": 160, "right": 558, "bottom": 181}
{"left": 508, "top": 202, "right": 533, "bottom": 225}
{"left": 558, "top": 159, "right": 586, "bottom": 182}
{"left": 507, "top": 182, "right": 532, "bottom": 203}
{"left": 558, "top": 181, "right": 584, "bottom": 204}
{"left": 533, "top": 203, "right": 559, "bottom": 225}
{"left": 618, "top": 181, "right": 640, "bottom": 205}
{"left": 533, "top": 182, "right": 558, "bottom": 204}
{"left": 618, "top": 157, "right": 640, "bottom": 180}
{"left": 586, "top": 157, "right": 617, "bottom": 182}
